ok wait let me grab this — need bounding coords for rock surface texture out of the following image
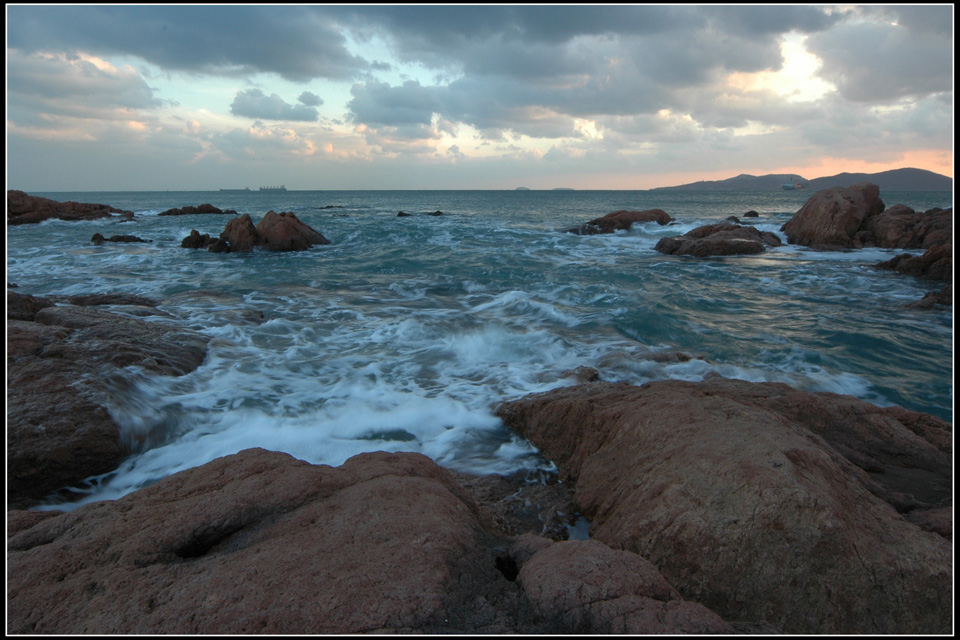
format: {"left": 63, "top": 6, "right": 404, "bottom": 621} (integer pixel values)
{"left": 7, "top": 190, "right": 134, "bottom": 225}
{"left": 7, "top": 449, "right": 736, "bottom": 635}
{"left": 6, "top": 291, "right": 209, "bottom": 507}
{"left": 184, "top": 211, "right": 330, "bottom": 252}
{"left": 496, "top": 378, "right": 953, "bottom": 634}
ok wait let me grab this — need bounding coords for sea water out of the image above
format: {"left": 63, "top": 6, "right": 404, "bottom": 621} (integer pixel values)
{"left": 7, "top": 189, "right": 953, "bottom": 510}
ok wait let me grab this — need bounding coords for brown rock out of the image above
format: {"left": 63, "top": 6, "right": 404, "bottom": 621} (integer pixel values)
{"left": 517, "top": 538, "right": 734, "bottom": 634}
{"left": 91, "top": 233, "right": 149, "bottom": 244}
{"left": 180, "top": 229, "right": 217, "bottom": 249}
{"left": 6, "top": 450, "right": 525, "bottom": 634}
{"left": 7, "top": 294, "right": 209, "bottom": 507}
{"left": 875, "top": 243, "right": 952, "bottom": 283}
{"left": 496, "top": 378, "right": 952, "bottom": 634}
{"left": 655, "top": 222, "right": 781, "bottom": 257}
{"left": 8, "top": 449, "right": 742, "bottom": 634}
{"left": 858, "top": 205, "right": 952, "bottom": 249}
{"left": 158, "top": 203, "right": 230, "bottom": 216}
{"left": 7, "top": 190, "right": 134, "bottom": 225}
{"left": 219, "top": 213, "right": 259, "bottom": 252}
{"left": 569, "top": 209, "right": 673, "bottom": 235}
{"left": 254, "top": 210, "right": 331, "bottom": 251}
{"left": 780, "top": 182, "right": 885, "bottom": 248}
{"left": 906, "top": 285, "right": 952, "bottom": 309}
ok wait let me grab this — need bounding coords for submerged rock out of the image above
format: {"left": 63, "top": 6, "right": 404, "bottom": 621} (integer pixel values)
{"left": 496, "top": 378, "right": 952, "bottom": 634}
{"left": 7, "top": 190, "right": 134, "bottom": 225}
{"left": 91, "top": 233, "right": 150, "bottom": 245}
{"left": 569, "top": 209, "right": 673, "bottom": 235}
{"left": 654, "top": 222, "right": 782, "bottom": 257}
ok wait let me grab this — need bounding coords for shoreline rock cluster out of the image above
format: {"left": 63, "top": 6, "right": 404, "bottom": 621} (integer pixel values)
{"left": 181, "top": 210, "right": 330, "bottom": 253}
{"left": 6, "top": 188, "right": 954, "bottom": 633}
{"left": 7, "top": 190, "right": 134, "bottom": 225}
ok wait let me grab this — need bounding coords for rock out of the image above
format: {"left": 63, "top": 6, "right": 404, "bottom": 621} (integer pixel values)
{"left": 430, "top": 210, "right": 444, "bottom": 216}
{"left": 725, "top": 216, "right": 741, "bottom": 224}
{"left": 7, "top": 449, "right": 738, "bottom": 634}
{"left": 91, "top": 233, "right": 149, "bottom": 245}
{"left": 254, "top": 210, "right": 331, "bottom": 251}
{"left": 180, "top": 229, "right": 218, "bottom": 249}
{"left": 397, "top": 211, "right": 412, "bottom": 217}
{"left": 7, "top": 293, "right": 209, "bottom": 507}
{"left": 516, "top": 538, "right": 735, "bottom": 634}
{"left": 496, "top": 378, "right": 952, "bottom": 634}
{"left": 569, "top": 209, "right": 673, "bottom": 235}
{"left": 219, "top": 213, "right": 259, "bottom": 252}
{"left": 780, "top": 182, "right": 885, "bottom": 249}
{"left": 654, "top": 222, "right": 781, "bottom": 257}
{"left": 158, "top": 203, "right": 234, "bottom": 216}
{"left": 743, "top": 210, "right": 759, "bottom": 217}
{"left": 857, "top": 205, "right": 952, "bottom": 249}
{"left": 7, "top": 190, "right": 134, "bottom": 225}
{"left": 906, "top": 285, "right": 952, "bottom": 309}
{"left": 875, "top": 243, "right": 952, "bottom": 283}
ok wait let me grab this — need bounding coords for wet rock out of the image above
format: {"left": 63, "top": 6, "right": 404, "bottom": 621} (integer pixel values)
{"left": 7, "top": 292, "right": 209, "bottom": 507}
{"left": 496, "top": 378, "right": 952, "bottom": 634}
{"left": 654, "top": 222, "right": 781, "bottom": 257}
{"left": 220, "top": 213, "right": 259, "bottom": 252}
{"left": 158, "top": 203, "right": 236, "bottom": 216}
{"left": 180, "top": 229, "right": 218, "bottom": 249}
{"left": 91, "top": 233, "right": 150, "bottom": 245}
{"left": 875, "top": 243, "right": 952, "bottom": 282}
{"left": 255, "top": 210, "right": 331, "bottom": 251}
{"left": 743, "top": 210, "right": 759, "bottom": 217}
{"left": 7, "top": 190, "right": 134, "bottom": 225}
{"left": 569, "top": 209, "right": 673, "bottom": 235}
{"left": 857, "top": 205, "right": 952, "bottom": 249}
{"left": 780, "top": 182, "right": 885, "bottom": 248}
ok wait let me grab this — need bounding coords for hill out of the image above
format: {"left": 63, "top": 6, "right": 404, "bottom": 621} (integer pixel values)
{"left": 653, "top": 168, "right": 952, "bottom": 192}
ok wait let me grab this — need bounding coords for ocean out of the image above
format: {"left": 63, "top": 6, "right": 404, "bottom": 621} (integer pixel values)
{"left": 8, "top": 189, "right": 954, "bottom": 510}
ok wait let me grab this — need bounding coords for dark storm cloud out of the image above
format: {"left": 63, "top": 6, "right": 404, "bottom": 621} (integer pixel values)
{"left": 230, "top": 89, "right": 319, "bottom": 122}
{"left": 6, "top": 5, "right": 368, "bottom": 81}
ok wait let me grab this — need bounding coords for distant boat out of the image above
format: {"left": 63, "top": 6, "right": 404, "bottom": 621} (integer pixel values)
{"left": 782, "top": 180, "right": 806, "bottom": 190}
{"left": 220, "top": 187, "right": 251, "bottom": 192}
{"left": 260, "top": 185, "right": 287, "bottom": 192}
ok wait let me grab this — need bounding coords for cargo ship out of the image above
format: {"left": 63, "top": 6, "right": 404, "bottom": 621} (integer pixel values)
{"left": 259, "top": 185, "right": 287, "bottom": 192}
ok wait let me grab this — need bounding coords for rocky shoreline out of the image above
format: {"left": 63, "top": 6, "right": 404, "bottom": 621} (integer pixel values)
{"left": 6, "top": 187, "right": 954, "bottom": 633}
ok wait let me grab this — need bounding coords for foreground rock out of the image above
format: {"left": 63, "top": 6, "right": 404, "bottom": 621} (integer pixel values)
{"left": 780, "top": 183, "right": 951, "bottom": 249}
{"left": 7, "top": 291, "right": 209, "bottom": 507}
{"left": 496, "top": 378, "right": 952, "bottom": 634}
{"left": 183, "top": 211, "right": 330, "bottom": 253}
{"left": 7, "top": 190, "right": 134, "bottom": 225}
{"left": 875, "top": 243, "right": 952, "bottom": 308}
{"left": 569, "top": 209, "right": 673, "bottom": 235}
{"left": 655, "top": 222, "right": 782, "bottom": 257}
{"left": 8, "top": 449, "right": 736, "bottom": 634}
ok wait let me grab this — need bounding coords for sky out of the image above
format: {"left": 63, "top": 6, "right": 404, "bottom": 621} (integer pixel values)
{"left": 5, "top": 4, "right": 955, "bottom": 191}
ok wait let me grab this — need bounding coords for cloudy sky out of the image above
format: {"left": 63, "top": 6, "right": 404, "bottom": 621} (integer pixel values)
{"left": 5, "top": 4, "right": 954, "bottom": 191}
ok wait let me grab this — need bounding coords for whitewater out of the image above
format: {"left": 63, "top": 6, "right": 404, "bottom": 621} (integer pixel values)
{"left": 6, "top": 188, "right": 953, "bottom": 510}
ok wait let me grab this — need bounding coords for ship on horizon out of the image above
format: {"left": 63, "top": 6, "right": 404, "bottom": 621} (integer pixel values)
{"left": 259, "top": 185, "right": 287, "bottom": 192}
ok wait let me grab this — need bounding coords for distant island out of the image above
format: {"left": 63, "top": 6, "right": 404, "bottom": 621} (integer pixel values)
{"left": 653, "top": 168, "right": 952, "bottom": 192}
{"left": 515, "top": 187, "right": 531, "bottom": 191}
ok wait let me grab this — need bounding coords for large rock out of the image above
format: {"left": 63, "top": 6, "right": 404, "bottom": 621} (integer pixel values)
{"left": 496, "top": 378, "right": 952, "bottom": 634}
{"left": 219, "top": 213, "right": 260, "bottom": 252}
{"left": 7, "top": 190, "right": 134, "bottom": 225}
{"left": 569, "top": 209, "right": 673, "bottom": 235}
{"left": 184, "top": 211, "right": 330, "bottom": 253}
{"left": 7, "top": 449, "right": 737, "bottom": 634}
{"left": 158, "top": 203, "right": 236, "bottom": 216}
{"left": 7, "top": 292, "right": 209, "bottom": 507}
{"left": 780, "top": 182, "right": 885, "bottom": 248}
{"left": 655, "top": 222, "right": 782, "bottom": 257}
{"left": 857, "top": 205, "right": 952, "bottom": 249}
{"left": 255, "top": 210, "right": 331, "bottom": 251}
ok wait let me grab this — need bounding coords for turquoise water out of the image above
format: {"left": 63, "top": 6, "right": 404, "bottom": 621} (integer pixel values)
{"left": 8, "top": 189, "right": 953, "bottom": 509}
